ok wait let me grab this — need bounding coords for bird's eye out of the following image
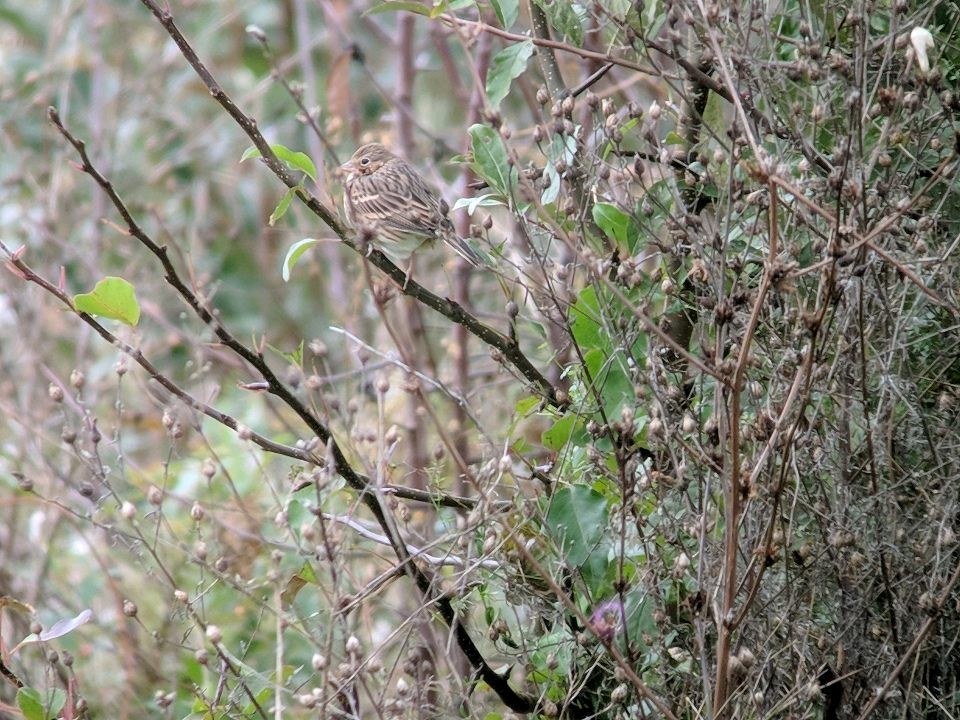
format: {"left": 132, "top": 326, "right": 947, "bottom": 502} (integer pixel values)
{"left": 360, "top": 157, "right": 370, "bottom": 166}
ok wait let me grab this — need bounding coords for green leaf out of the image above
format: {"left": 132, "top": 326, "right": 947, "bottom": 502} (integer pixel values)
{"left": 281, "top": 238, "right": 320, "bottom": 281}
{"left": 272, "top": 145, "right": 317, "bottom": 182}
{"left": 451, "top": 193, "right": 505, "bottom": 214}
{"left": 364, "top": 1, "right": 431, "bottom": 16}
{"left": 592, "top": 203, "right": 628, "bottom": 243}
{"left": 486, "top": 40, "right": 534, "bottom": 109}
{"left": 664, "top": 131, "right": 686, "bottom": 146}
{"left": 73, "top": 277, "right": 140, "bottom": 326}
{"left": 702, "top": 90, "right": 725, "bottom": 139}
{"left": 270, "top": 185, "right": 298, "bottom": 226}
{"left": 541, "top": 133, "right": 577, "bottom": 205}
{"left": 46, "top": 689, "right": 65, "bottom": 719}
{"left": 542, "top": 414, "right": 583, "bottom": 451}
{"left": 266, "top": 340, "right": 304, "bottom": 366}
{"left": 491, "top": 0, "right": 519, "bottom": 27}
{"left": 17, "top": 687, "right": 45, "bottom": 720}
{"left": 297, "top": 560, "right": 318, "bottom": 584}
{"left": 545, "top": 486, "right": 608, "bottom": 567}
{"left": 592, "top": 202, "right": 640, "bottom": 252}
{"left": 429, "top": 0, "right": 477, "bottom": 17}
{"left": 583, "top": 348, "right": 634, "bottom": 419}
{"left": 239, "top": 146, "right": 261, "bottom": 162}
{"left": 469, "top": 124, "right": 516, "bottom": 197}
{"left": 515, "top": 395, "right": 540, "bottom": 415}
{"left": 569, "top": 286, "right": 603, "bottom": 350}
{"left": 16, "top": 687, "right": 64, "bottom": 720}
{"left": 625, "top": 593, "right": 655, "bottom": 647}
{"left": 241, "top": 144, "right": 317, "bottom": 182}
{"left": 549, "top": 131, "right": 578, "bottom": 165}
{"left": 281, "top": 561, "right": 317, "bottom": 608}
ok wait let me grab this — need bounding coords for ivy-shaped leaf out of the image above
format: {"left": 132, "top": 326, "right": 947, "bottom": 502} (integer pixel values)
{"left": 73, "top": 278, "right": 140, "bottom": 326}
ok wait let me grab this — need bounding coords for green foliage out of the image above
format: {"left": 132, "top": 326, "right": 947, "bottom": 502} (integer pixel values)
{"left": 490, "top": 0, "right": 519, "bottom": 28}
{"left": 16, "top": 687, "right": 65, "bottom": 720}
{"left": 567, "top": 286, "right": 646, "bottom": 420}
{"left": 542, "top": 412, "right": 586, "bottom": 451}
{"left": 486, "top": 40, "right": 535, "bottom": 110}
{"left": 592, "top": 202, "right": 641, "bottom": 253}
{"left": 545, "top": 485, "right": 610, "bottom": 593}
{"left": 452, "top": 193, "right": 506, "bottom": 213}
{"left": 468, "top": 124, "right": 517, "bottom": 199}
{"left": 269, "top": 184, "right": 299, "bottom": 225}
{"left": 73, "top": 277, "right": 141, "bottom": 326}
{"left": 241, "top": 143, "right": 318, "bottom": 182}
{"left": 281, "top": 238, "right": 321, "bottom": 281}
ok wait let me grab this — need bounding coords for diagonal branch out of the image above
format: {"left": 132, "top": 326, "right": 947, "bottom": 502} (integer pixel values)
{"left": 135, "top": 0, "right": 564, "bottom": 409}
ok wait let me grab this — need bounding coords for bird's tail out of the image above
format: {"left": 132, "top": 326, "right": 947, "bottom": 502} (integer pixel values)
{"left": 444, "top": 234, "right": 490, "bottom": 268}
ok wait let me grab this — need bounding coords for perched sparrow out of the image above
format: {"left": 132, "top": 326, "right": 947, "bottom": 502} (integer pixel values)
{"left": 340, "top": 143, "right": 486, "bottom": 268}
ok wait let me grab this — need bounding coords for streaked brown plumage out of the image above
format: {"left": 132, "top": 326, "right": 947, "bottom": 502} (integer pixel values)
{"left": 340, "top": 143, "right": 485, "bottom": 268}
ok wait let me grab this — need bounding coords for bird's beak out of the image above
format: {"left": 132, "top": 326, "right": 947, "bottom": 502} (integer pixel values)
{"left": 338, "top": 159, "right": 355, "bottom": 178}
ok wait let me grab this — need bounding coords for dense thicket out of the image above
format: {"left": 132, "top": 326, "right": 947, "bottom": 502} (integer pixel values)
{"left": 1, "top": 1, "right": 958, "bottom": 718}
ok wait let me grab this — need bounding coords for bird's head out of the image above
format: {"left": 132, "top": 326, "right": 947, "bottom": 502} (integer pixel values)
{"left": 340, "top": 143, "right": 394, "bottom": 178}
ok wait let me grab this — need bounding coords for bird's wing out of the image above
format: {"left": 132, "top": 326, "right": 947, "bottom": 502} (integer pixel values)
{"left": 349, "top": 163, "right": 445, "bottom": 239}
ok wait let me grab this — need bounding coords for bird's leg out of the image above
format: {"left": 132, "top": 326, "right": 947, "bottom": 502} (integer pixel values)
{"left": 402, "top": 257, "right": 415, "bottom": 291}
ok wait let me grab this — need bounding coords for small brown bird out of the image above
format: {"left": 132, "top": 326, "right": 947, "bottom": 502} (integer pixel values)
{"left": 340, "top": 143, "right": 486, "bottom": 268}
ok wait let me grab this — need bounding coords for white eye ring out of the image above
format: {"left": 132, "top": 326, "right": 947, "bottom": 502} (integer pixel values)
{"left": 360, "top": 157, "right": 370, "bottom": 166}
